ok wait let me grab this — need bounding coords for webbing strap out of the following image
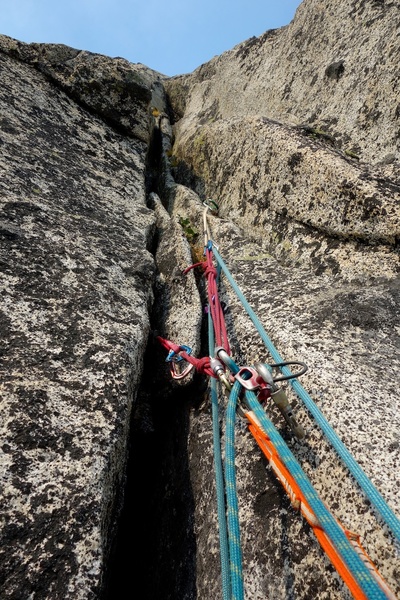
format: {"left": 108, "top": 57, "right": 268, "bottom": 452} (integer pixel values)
{"left": 205, "top": 247, "right": 230, "bottom": 353}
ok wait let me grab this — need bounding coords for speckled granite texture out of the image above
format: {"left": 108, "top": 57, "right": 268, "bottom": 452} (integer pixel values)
{"left": 166, "top": 190, "right": 400, "bottom": 599}
{"left": 159, "top": 0, "right": 400, "bottom": 596}
{"left": 166, "top": 0, "right": 400, "bottom": 166}
{"left": 1, "top": 0, "right": 400, "bottom": 597}
{"left": 0, "top": 49, "right": 157, "bottom": 598}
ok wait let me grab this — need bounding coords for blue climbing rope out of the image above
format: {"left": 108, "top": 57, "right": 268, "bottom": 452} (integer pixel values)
{"left": 225, "top": 381, "right": 245, "bottom": 600}
{"left": 208, "top": 312, "right": 231, "bottom": 600}
{"left": 212, "top": 245, "right": 400, "bottom": 545}
{"left": 243, "top": 386, "right": 388, "bottom": 599}
{"left": 209, "top": 258, "right": 244, "bottom": 598}
{"left": 221, "top": 347, "right": 388, "bottom": 599}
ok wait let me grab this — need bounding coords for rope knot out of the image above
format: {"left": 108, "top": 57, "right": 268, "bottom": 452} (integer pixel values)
{"left": 194, "top": 356, "right": 215, "bottom": 377}
{"left": 204, "top": 264, "right": 217, "bottom": 279}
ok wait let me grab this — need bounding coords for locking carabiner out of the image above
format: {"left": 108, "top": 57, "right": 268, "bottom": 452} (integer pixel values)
{"left": 210, "top": 357, "right": 232, "bottom": 391}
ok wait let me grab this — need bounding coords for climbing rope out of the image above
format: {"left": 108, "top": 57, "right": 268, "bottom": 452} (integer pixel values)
{"left": 245, "top": 409, "right": 397, "bottom": 600}
{"left": 157, "top": 201, "right": 398, "bottom": 599}
{"left": 208, "top": 310, "right": 231, "bottom": 600}
{"left": 229, "top": 361, "right": 395, "bottom": 600}
{"left": 225, "top": 380, "right": 245, "bottom": 600}
{"left": 212, "top": 245, "right": 400, "bottom": 546}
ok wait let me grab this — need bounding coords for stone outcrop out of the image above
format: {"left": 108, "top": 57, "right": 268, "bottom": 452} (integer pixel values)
{"left": 160, "top": 182, "right": 400, "bottom": 600}
{"left": 0, "top": 40, "right": 160, "bottom": 598}
{"left": 0, "top": 0, "right": 400, "bottom": 598}
{"left": 157, "top": 0, "right": 400, "bottom": 596}
{"left": 171, "top": 115, "right": 399, "bottom": 278}
{"left": 0, "top": 34, "right": 166, "bottom": 143}
{"left": 166, "top": 0, "right": 400, "bottom": 165}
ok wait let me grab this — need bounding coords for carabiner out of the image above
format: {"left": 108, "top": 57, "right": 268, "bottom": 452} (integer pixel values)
{"left": 215, "top": 346, "right": 239, "bottom": 375}
{"left": 254, "top": 362, "right": 274, "bottom": 387}
{"left": 170, "top": 358, "right": 194, "bottom": 380}
{"left": 210, "top": 357, "right": 232, "bottom": 391}
{"left": 165, "top": 345, "right": 192, "bottom": 363}
{"left": 165, "top": 345, "right": 194, "bottom": 380}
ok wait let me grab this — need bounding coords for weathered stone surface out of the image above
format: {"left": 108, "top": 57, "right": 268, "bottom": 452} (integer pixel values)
{"left": 164, "top": 185, "right": 400, "bottom": 599}
{"left": 155, "top": 0, "right": 400, "bottom": 597}
{"left": 166, "top": 0, "right": 400, "bottom": 165}
{"left": 150, "top": 189, "right": 202, "bottom": 373}
{"left": 0, "top": 34, "right": 166, "bottom": 143}
{"left": 1, "top": 0, "right": 400, "bottom": 598}
{"left": 0, "top": 49, "right": 156, "bottom": 598}
{"left": 172, "top": 115, "right": 400, "bottom": 279}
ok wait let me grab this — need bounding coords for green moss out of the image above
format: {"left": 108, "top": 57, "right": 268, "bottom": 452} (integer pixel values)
{"left": 193, "top": 131, "right": 206, "bottom": 151}
{"left": 299, "top": 125, "right": 336, "bottom": 146}
{"left": 178, "top": 217, "right": 199, "bottom": 244}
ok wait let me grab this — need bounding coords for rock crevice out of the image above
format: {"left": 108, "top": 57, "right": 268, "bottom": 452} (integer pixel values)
{"left": 1, "top": 0, "right": 400, "bottom": 596}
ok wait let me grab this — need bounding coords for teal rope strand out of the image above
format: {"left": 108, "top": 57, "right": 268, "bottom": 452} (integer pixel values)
{"left": 213, "top": 246, "right": 400, "bottom": 544}
{"left": 208, "top": 312, "right": 231, "bottom": 600}
{"left": 244, "top": 388, "right": 388, "bottom": 599}
{"left": 225, "top": 381, "right": 245, "bottom": 600}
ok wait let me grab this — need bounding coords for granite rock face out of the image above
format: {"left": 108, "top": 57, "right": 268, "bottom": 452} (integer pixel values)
{"left": 166, "top": 0, "right": 400, "bottom": 165}
{"left": 0, "top": 34, "right": 166, "bottom": 143}
{"left": 161, "top": 184, "right": 400, "bottom": 600}
{"left": 0, "top": 42, "right": 160, "bottom": 598}
{"left": 171, "top": 115, "right": 399, "bottom": 279}
{"left": 159, "top": 0, "right": 400, "bottom": 598}
{"left": 1, "top": 0, "right": 400, "bottom": 598}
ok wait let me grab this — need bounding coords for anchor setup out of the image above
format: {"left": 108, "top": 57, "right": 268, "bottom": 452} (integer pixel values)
{"left": 157, "top": 201, "right": 399, "bottom": 600}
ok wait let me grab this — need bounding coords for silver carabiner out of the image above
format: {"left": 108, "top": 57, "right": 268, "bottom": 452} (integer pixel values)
{"left": 210, "top": 357, "right": 232, "bottom": 391}
{"left": 215, "top": 346, "right": 238, "bottom": 375}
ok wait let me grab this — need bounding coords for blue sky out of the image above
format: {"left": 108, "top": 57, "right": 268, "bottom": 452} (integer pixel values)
{"left": 1, "top": 1, "right": 302, "bottom": 76}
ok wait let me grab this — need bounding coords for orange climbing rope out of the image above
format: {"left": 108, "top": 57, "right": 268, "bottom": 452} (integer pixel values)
{"left": 244, "top": 409, "right": 397, "bottom": 600}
